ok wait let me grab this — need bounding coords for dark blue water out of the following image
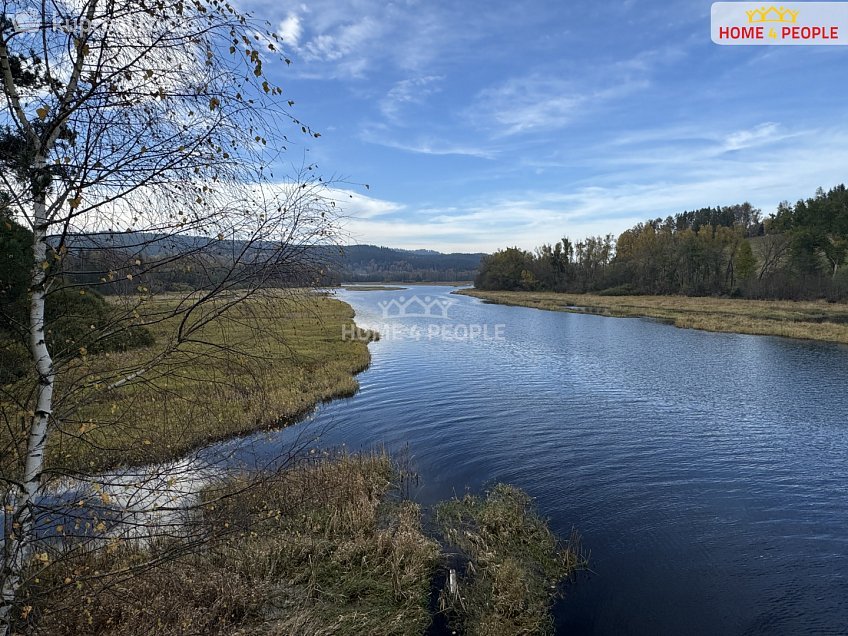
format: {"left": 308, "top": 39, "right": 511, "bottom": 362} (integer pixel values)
{"left": 217, "top": 286, "right": 848, "bottom": 634}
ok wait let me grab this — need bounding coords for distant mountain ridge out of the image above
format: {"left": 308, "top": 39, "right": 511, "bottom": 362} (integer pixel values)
{"left": 338, "top": 244, "right": 484, "bottom": 282}
{"left": 54, "top": 233, "right": 484, "bottom": 285}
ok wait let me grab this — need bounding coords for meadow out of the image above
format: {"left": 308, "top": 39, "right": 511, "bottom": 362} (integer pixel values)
{"left": 456, "top": 289, "right": 848, "bottom": 344}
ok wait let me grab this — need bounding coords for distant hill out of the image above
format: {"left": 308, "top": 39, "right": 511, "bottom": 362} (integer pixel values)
{"left": 335, "top": 244, "right": 484, "bottom": 283}
{"left": 53, "top": 233, "right": 484, "bottom": 288}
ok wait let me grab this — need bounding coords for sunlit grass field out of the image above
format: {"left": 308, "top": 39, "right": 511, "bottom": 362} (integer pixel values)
{"left": 71, "top": 292, "right": 375, "bottom": 472}
{"left": 456, "top": 289, "right": 848, "bottom": 344}
{"left": 3, "top": 292, "right": 374, "bottom": 475}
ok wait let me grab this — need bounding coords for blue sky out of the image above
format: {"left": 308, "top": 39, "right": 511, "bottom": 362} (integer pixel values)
{"left": 242, "top": 0, "right": 848, "bottom": 252}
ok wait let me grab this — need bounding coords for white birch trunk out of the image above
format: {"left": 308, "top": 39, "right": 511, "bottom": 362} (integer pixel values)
{"left": 1, "top": 156, "right": 54, "bottom": 636}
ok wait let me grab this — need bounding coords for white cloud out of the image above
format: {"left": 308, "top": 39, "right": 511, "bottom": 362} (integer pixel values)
{"left": 340, "top": 125, "right": 848, "bottom": 252}
{"left": 297, "top": 16, "right": 383, "bottom": 77}
{"left": 278, "top": 13, "right": 303, "bottom": 47}
{"left": 329, "top": 188, "right": 405, "bottom": 219}
{"left": 723, "top": 122, "right": 780, "bottom": 151}
{"left": 245, "top": 0, "right": 480, "bottom": 80}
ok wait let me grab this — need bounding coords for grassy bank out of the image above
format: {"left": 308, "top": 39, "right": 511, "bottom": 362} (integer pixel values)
{"left": 456, "top": 289, "right": 848, "bottom": 344}
{"left": 40, "top": 452, "right": 439, "bottom": 636}
{"left": 36, "top": 453, "right": 583, "bottom": 636}
{"left": 6, "top": 291, "right": 586, "bottom": 635}
{"left": 3, "top": 292, "right": 375, "bottom": 475}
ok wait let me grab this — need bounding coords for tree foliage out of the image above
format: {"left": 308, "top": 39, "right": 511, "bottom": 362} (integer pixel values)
{"left": 477, "top": 185, "right": 848, "bottom": 300}
{"left": 0, "top": 2, "right": 340, "bottom": 632}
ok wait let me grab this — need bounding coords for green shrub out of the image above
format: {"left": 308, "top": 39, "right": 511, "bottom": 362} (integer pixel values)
{"left": 0, "top": 334, "right": 29, "bottom": 383}
{"left": 43, "top": 288, "right": 154, "bottom": 357}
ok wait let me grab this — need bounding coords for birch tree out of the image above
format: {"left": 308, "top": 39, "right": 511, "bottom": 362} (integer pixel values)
{"left": 0, "top": 1, "right": 338, "bottom": 631}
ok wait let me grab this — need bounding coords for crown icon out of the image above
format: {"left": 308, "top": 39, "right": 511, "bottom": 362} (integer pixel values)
{"left": 378, "top": 295, "right": 455, "bottom": 320}
{"left": 746, "top": 5, "right": 799, "bottom": 23}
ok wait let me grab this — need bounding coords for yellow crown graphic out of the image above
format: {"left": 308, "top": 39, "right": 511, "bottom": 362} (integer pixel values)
{"left": 746, "top": 5, "right": 799, "bottom": 24}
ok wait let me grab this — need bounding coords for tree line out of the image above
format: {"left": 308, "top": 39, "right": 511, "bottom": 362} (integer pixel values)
{"left": 475, "top": 184, "right": 848, "bottom": 300}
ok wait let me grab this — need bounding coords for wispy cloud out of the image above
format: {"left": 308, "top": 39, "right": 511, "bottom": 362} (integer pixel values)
{"left": 722, "top": 122, "right": 781, "bottom": 151}
{"left": 468, "top": 73, "right": 649, "bottom": 137}
{"left": 380, "top": 75, "right": 443, "bottom": 121}
{"left": 359, "top": 129, "right": 496, "bottom": 159}
{"left": 329, "top": 188, "right": 406, "bottom": 219}
{"left": 465, "top": 40, "right": 693, "bottom": 138}
{"left": 266, "top": 0, "right": 461, "bottom": 80}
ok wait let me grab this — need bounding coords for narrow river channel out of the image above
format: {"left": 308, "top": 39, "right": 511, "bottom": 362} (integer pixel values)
{"left": 210, "top": 285, "right": 848, "bottom": 634}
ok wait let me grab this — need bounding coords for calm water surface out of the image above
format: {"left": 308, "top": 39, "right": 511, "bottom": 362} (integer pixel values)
{"left": 218, "top": 286, "right": 848, "bottom": 635}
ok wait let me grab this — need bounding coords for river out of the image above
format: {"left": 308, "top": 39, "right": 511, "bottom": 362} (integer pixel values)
{"left": 211, "top": 285, "right": 848, "bottom": 635}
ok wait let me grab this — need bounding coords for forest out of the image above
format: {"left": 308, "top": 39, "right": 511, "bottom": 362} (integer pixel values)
{"left": 475, "top": 184, "right": 848, "bottom": 301}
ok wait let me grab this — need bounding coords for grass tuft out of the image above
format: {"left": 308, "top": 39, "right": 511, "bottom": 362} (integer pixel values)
{"left": 436, "top": 484, "right": 587, "bottom": 636}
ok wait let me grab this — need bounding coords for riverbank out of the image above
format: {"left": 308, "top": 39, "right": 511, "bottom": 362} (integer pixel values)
{"left": 0, "top": 292, "right": 375, "bottom": 476}
{"left": 7, "top": 291, "right": 586, "bottom": 635}
{"left": 42, "top": 452, "right": 439, "bottom": 636}
{"left": 455, "top": 289, "right": 848, "bottom": 344}
{"left": 38, "top": 451, "right": 584, "bottom": 636}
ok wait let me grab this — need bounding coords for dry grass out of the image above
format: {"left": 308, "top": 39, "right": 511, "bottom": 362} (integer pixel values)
{"left": 436, "top": 484, "right": 587, "bottom": 636}
{"left": 33, "top": 468, "right": 582, "bottom": 636}
{"left": 457, "top": 289, "right": 848, "bottom": 344}
{"left": 37, "top": 452, "right": 440, "bottom": 636}
{"left": 1, "top": 292, "right": 375, "bottom": 475}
